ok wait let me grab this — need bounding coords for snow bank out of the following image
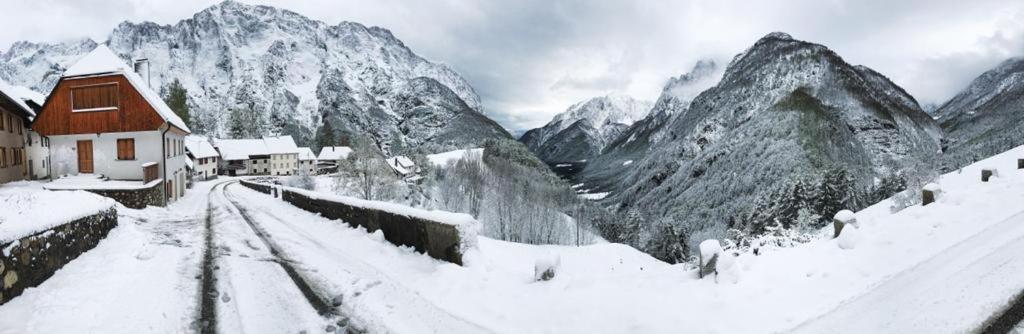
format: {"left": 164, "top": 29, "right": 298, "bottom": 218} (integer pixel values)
{"left": 426, "top": 148, "right": 483, "bottom": 166}
{"left": 833, "top": 209, "right": 856, "bottom": 223}
{"left": 837, "top": 227, "right": 859, "bottom": 250}
{"left": 0, "top": 182, "right": 115, "bottom": 243}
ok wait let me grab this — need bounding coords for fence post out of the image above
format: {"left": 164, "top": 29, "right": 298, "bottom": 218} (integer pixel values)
{"left": 833, "top": 210, "right": 856, "bottom": 239}
{"left": 981, "top": 169, "right": 993, "bottom": 182}
{"left": 922, "top": 183, "right": 941, "bottom": 206}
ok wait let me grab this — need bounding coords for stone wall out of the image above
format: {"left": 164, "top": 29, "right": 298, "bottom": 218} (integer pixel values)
{"left": 82, "top": 181, "right": 165, "bottom": 209}
{"left": 240, "top": 180, "right": 468, "bottom": 265}
{"left": 1, "top": 207, "right": 118, "bottom": 304}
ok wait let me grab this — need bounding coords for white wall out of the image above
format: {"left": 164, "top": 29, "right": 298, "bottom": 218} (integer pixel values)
{"left": 49, "top": 131, "right": 165, "bottom": 180}
{"left": 299, "top": 159, "right": 316, "bottom": 175}
{"left": 26, "top": 131, "right": 49, "bottom": 180}
{"left": 192, "top": 156, "right": 218, "bottom": 180}
{"left": 270, "top": 153, "right": 298, "bottom": 176}
{"left": 48, "top": 129, "right": 189, "bottom": 202}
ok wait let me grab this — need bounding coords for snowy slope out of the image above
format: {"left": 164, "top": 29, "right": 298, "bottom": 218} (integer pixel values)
{"left": 935, "top": 57, "right": 1024, "bottom": 169}
{"left": 520, "top": 94, "right": 651, "bottom": 162}
{"left": 0, "top": 0, "right": 509, "bottom": 154}
{"left": 580, "top": 32, "right": 943, "bottom": 249}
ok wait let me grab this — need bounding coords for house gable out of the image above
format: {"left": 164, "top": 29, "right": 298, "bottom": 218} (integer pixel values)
{"left": 34, "top": 73, "right": 168, "bottom": 136}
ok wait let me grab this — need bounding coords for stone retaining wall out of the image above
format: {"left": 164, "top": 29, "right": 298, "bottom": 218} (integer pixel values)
{"left": 0, "top": 207, "right": 118, "bottom": 304}
{"left": 80, "top": 181, "right": 164, "bottom": 209}
{"left": 240, "top": 180, "right": 469, "bottom": 265}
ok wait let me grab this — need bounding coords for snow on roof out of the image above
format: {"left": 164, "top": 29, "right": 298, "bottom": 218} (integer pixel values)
{"left": 62, "top": 45, "right": 190, "bottom": 132}
{"left": 0, "top": 78, "right": 36, "bottom": 118}
{"left": 317, "top": 146, "right": 352, "bottom": 160}
{"left": 214, "top": 138, "right": 268, "bottom": 160}
{"left": 297, "top": 147, "right": 316, "bottom": 161}
{"left": 262, "top": 135, "right": 299, "bottom": 154}
{"left": 184, "top": 136, "right": 219, "bottom": 159}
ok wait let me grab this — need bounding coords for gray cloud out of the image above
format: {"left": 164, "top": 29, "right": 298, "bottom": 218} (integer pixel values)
{"left": 2, "top": 0, "right": 1023, "bottom": 131}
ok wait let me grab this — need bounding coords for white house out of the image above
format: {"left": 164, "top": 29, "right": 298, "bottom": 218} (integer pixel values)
{"left": 33, "top": 45, "right": 190, "bottom": 203}
{"left": 316, "top": 146, "right": 352, "bottom": 174}
{"left": 264, "top": 135, "right": 299, "bottom": 176}
{"left": 386, "top": 156, "right": 418, "bottom": 178}
{"left": 214, "top": 136, "right": 300, "bottom": 176}
{"left": 185, "top": 135, "right": 219, "bottom": 181}
{"left": 297, "top": 147, "right": 316, "bottom": 175}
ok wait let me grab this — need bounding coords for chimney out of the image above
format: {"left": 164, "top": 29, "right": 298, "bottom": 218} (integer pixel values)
{"left": 133, "top": 58, "right": 151, "bottom": 88}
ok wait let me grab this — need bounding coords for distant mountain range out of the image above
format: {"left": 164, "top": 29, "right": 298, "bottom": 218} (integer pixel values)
{"left": 520, "top": 94, "right": 652, "bottom": 163}
{"left": 0, "top": 0, "right": 509, "bottom": 154}
{"left": 935, "top": 57, "right": 1024, "bottom": 168}
{"left": 527, "top": 32, "right": 950, "bottom": 252}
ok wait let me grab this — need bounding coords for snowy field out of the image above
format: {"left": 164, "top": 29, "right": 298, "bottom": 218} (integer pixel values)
{"left": 2, "top": 145, "right": 1024, "bottom": 332}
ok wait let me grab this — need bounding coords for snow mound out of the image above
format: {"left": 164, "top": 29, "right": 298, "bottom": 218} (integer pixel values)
{"left": 699, "top": 239, "right": 722, "bottom": 265}
{"left": 834, "top": 210, "right": 856, "bottom": 223}
{"left": 534, "top": 254, "right": 560, "bottom": 281}
{"left": 837, "top": 226, "right": 859, "bottom": 250}
{"left": 923, "top": 183, "right": 941, "bottom": 192}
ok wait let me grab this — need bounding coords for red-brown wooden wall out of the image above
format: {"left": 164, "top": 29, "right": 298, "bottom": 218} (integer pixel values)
{"left": 34, "top": 74, "right": 167, "bottom": 136}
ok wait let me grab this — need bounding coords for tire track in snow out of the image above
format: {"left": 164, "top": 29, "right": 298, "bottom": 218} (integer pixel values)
{"left": 197, "top": 180, "right": 234, "bottom": 334}
{"left": 224, "top": 183, "right": 494, "bottom": 334}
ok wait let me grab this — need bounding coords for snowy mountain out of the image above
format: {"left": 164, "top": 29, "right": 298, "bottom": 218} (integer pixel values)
{"left": 934, "top": 57, "right": 1024, "bottom": 169}
{"left": 0, "top": 0, "right": 509, "bottom": 154}
{"left": 574, "top": 60, "right": 723, "bottom": 189}
{"left": 520, "top": 94, "right": 651, "bottom": 162}
{"left": 582, "top": 32, "right": 943, "bottom": 245}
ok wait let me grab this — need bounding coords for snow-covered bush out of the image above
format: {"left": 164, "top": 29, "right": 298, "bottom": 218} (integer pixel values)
{"left": 285, "top": 170, "right": 316, "bottom": 190}
{"left": 534, "top": 255, "right": 560, "bottom": 281}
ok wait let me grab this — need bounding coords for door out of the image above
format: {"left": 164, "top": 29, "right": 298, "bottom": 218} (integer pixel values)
{"left": 77, "top": 140, "right": 93, "bottom": 173}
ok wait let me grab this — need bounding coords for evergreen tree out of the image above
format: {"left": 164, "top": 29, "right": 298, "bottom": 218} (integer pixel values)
{"left": 318, "top": 119, "right": 336, "bottom": 149}
{"left": 227, "top": 107, "right": 246, "bottom": 139}
{"left": 164, "top": 79, "right": 191, "bottom": 128}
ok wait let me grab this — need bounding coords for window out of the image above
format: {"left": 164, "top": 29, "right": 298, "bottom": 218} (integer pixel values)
{"left": 166, "top": 139, "right": 171, "bottom": 158}
{"left": 71, "top": 84, "right": 119, "bottom": 112}
{"left": 5, "top": 114, "right": 10, "bottom": 133}
{"left": 117, "top": 138, "right": 136, "bottom": 160}
{"left": 18, "top": 120, "right": 22, "bottom": 134}
{"left": 0, "top": 112, "right": 4, "bottom": 131}
{"left": 0, "top": 147, "right": 6, "bottom": 168}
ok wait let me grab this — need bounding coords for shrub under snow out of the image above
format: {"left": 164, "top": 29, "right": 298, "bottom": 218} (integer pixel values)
{"left": 715, "top": 252, "right": 741, "bottom": 284}
{"left": 534, "top": 254, "right": 560, "bottom": 281}
{"left": 699, "top": 239, "right": 722, "bottom": 266}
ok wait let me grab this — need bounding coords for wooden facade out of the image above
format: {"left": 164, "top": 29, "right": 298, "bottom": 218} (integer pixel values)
{"left": 33, "top": 74, "right": 167, "bottom": 136}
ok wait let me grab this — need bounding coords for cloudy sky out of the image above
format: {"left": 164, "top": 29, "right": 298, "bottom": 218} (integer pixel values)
{"left": 2, "top": 0, "right": 1023, "bottom": 130}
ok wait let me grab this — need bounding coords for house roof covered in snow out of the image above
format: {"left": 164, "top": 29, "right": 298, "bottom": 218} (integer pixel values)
{"left": 0, "top": 79, "right": 37, "bottom": 121}
{"left": 318, "top": 146, "right": 352, "bottom": 161}
{"left": 184, "top": 136, "right": 219, "bottom": 159}
{"left": 386, "top": 156, "right": 417, "bottom": 175}
{"left": 262, "top": 135, "right": 299, "bottom": 155}
{"left": 214, "top": 138, "right": 268, "bottom": 161}
{"left": 60, "top": 45, "right": 190, "bottom": 132}
{"left": 297, "top": 147, "right": 316, "bottom": 161}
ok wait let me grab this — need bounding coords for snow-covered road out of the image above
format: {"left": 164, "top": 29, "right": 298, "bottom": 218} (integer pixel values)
{"left": 790, "top": 209, "right": 1024, "bottom": 333}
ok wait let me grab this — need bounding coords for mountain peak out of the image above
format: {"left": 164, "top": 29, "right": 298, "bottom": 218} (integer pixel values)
{"left": 762, "top": 31, "right": 794, "bottom": 41}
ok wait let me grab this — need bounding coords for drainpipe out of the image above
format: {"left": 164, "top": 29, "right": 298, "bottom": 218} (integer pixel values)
{"left": 161, "top": 124, "right": 170, "bottom": 206}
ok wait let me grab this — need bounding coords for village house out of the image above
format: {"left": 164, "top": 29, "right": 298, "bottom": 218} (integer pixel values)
{"left": 214, "top": 136, "right": 299, "bottom": 176}
{"left": 297, "top": 147, "right": 316, "bottom": 175}
{"left": 0, "top": 82, "right": 34, "bottom": 184}
{"left": 264, "top": 136, "right": 299, "bottom": 176}
{"left": 386, "top": 156, "right": 419, "bottom": 179}
{"left": 316, "top": 146, "right": 352, "bottom": 173}
{"left": 32, "top": 45, "right": 190, "bottom": 203}
{"left": 185, "top": 135, "right": 220, "bottom": 181}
